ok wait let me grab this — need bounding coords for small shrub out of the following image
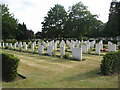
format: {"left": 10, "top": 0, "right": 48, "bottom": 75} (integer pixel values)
{"left": 63, "top": 53, "right": 70, "bottom": 59}
{"left": 88, "top": 48, "right": 94, "bottom": 54}
{"left": 2, "top": 53, "right": 20, "bottom": 81}
{"left": 118, "top": 45, "right": 120, "bottom": 50}
{"left": 100, "top": 51, "right": 120, "bottom": 75}
{"left": 4, "top": 46, "right": 9, "bottom": 49}
{"left": 103, "top": 45, "right": 107, "bottom": 48}
{"left": 65, "top": 46, "right": 69, "bottom": 52}
{"left": 52, "top": 50, "right": 56, "bottom": 56}
{"left": 103, "top": 40, "right": 109, "bottom": 44}
{"left": 28, "top": 43, "right": 32, "bottom": 48}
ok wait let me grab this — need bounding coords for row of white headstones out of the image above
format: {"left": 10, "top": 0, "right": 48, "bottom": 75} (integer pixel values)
{"left": 0, "top": 40, "right": 118, "bottom": 61}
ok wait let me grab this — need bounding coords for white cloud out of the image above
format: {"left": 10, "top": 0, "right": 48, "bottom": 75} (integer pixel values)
{"left": 1, "top": 0, "right": 119, "bottom": 33}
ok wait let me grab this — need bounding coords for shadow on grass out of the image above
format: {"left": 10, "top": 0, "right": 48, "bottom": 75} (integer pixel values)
{"left": 2, "top": 73, "right": 26, "bottom": 82}
{"left": 63, "top": 68, "right": 102, "bottom": 81}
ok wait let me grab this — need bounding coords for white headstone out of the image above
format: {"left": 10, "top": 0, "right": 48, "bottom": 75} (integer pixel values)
{"left": 99, "top": 43, "right": 103, "bottom": 50}
{"left": 23, "top": 42, "right": 26, "bottom": 47}
{"left": 6, "top": 43, "right": 8, "bottom": 47}
{"left": 60, "top": 46, "right": 65, "bottom": 58}
{"left": 34, "top": 42, "right": 36, "bottom": 46}
{"left": 38, "top": 45, "right": 44, "bottom": 54}
{"left": 108, "top": 44, "right": 116, "bottom": 52}
{"left": 47, "top": 46, "right": 53, "bottom": 56}
{"left": 72, "top": 47, "right": 82, "bottom": 60}
{"left": 76, "top": 43, "right": 80, "bottom": 48}
{"left": 0, "top": 43, "right": 1, "bottom": 48}
{"left": 18, "top": 42, "right": 22, "bottom": 51}
{"left": 31, "top": 43, "right": 34, "bottom": 53}
{"left": 90, "top": 41, "right": 95, "bottom": 48}
{"left": 81, "top": 44, "right": 88, "bottom": 53}
{"left": 2, "top": 42, "right": 4, "bottom": 47}
{"left": 95, "top": 44, "right": 100, "bottom": 55}
{"left": 117, "top": 42, "right": 120, "bottom": 46}
{"left": 24, "top": 44, "right": 28, "bottom": 51}
{"left": 9, "top": 43, "right": 12, "bottom": 49}
{"left": 14, "top": 43, "right": 16, "bottom": 49}
{"left": 54, "top": 43, "right": 57, "bottom": 50}
{"left": 70, "top": 43, "right": 74, "bottom": 51}
{"left": 60, "top": 40, "right": 65, "bottom": 47}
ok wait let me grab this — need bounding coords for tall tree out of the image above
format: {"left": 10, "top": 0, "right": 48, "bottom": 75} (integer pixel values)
{"left": 1, "top": 4, "right": 18, "bottom": 39}
{"left": 1, "top": 4, "right": 35, "bottom": 40}
{"left": 65, "top": 2, "right": 98, "bottom": 38}
{"left": 41, "top": 4, "right": 67, "bottom": 38}
{"left": 86, "top": 20, "right": 105, "bottom": 38}
{"left": 16, "top": 23, "right": 34, "bottom": 40}
{"left": 104, "top": 1, "right": 120, "bottom": 37}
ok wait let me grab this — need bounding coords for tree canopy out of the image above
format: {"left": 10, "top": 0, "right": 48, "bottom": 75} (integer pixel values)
{"left": 1, "top": 4, "right": 34, "bottom": 40}
{"left": 3, "top": 1, "right": 119, "bottom": 40}
{"left": 104, "top": 1, "right": 120, "bottom": 37}
{"left": 41, "top": 2, "right": 105, "bottom": 39}
{"left": 41, "top": 4, "right": 67, "bottom": 38}
{"left": 1, "top": 4, "right": 18, "bottom": 39}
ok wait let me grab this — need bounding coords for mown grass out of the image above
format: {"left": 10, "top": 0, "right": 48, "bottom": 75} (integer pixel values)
{"left": 2, "top": 49, "right": 118, "bottom": 88}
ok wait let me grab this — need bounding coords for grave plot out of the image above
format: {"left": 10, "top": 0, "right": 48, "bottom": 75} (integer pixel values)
{"left": 1, "top": 40, "right": 120, "bottom": 61}
{"left": 2, "top": 49, "right": 118, "bottom": 88}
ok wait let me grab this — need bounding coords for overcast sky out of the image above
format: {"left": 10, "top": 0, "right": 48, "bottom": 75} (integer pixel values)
{"left": 1, "top": 0, "right": 119, "bottom": 33}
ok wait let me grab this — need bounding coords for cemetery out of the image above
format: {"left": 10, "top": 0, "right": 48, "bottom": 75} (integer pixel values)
{"left": 1, "top": 40, "right": 120, "bottom": 61}
{"left": 1, "top": 39, "right": 120, "bottom": 88}
{"left": 1, "top": 0, "right": 120, "bottom": 89}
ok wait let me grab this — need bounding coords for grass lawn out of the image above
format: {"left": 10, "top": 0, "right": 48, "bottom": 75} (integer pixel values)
{"left": 2, "top": 49, "right": 118, "bottom": 88}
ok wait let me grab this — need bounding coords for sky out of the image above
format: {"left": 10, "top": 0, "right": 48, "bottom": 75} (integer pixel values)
{"left": 1, "top": 0, "right": 119, "bottom": 33}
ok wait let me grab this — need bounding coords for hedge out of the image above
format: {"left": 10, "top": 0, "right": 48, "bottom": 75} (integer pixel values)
{"left": 2, "top": 53, "right": 20, "bottom": 81}
{"left": 100, "top": 51, "right": 120, "bottom": 75}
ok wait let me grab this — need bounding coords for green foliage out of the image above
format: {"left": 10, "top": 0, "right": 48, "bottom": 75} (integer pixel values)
{"left": 66, "top": 2, "right": 99, "bottom": 38}
{"left": 118, "top": 45, "right": 120, "bottom": 49}
{"left": 1, "top": 4, "right": 18, "bottom": 39}
{"left": 2, "top": 53, "right": 20, "bottom": 81}
{"left": 88, "top": 48, "right": 94, "bottom": 53}
{"left": 28, "top": 43, "right": 32, "bottom": 48}
{"left": 16, "top": 23, "right": 34, "bottom": 40}
{"left": 103, "top": 45, "right": 107, "bottom": 48}
{"left": 4, "top": 46, "right": 8, "bottom": 49}
{"left": 86, "top": 20, "right": 105, "bottom": 38}
{"left": 1, "top": 4, "right": 34, "bottom": 40}
{"left": 63, "top": 53, "right": 70, "bottom": 59}
{"left": 41, "top": 2, "right": 104, "bottom": 39}
{"left": 103, "top": 1, "right": 120, "bottom": 37}
{"left": 100, "top": 51, "right": 120, "bottom": 75}
{"left": 41, "top": 4, "right": 67, "bottom": 38}
{"left": 4, "top": 40, "right": 17, "bottom": 44}
{"left": 52, "top": 50, "right": 56, "bottom": 56}
{"left": 65, "top": 46, "right": 69, "bottom": 52}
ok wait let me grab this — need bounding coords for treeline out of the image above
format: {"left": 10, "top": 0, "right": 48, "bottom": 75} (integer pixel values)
{"left": 39, "top": 2, "right": 105, "bottom": 39}
{"left": 1, "top": 4, "right": 34, "bottom": 40}
{"left": 1, "top": 1, "right": 120, "bottom": 40}
{"left": 104, "top": 1, "right": 120, "bottom": 37}
{"left": 36, "top": 1, "right": 120, "bottom": 39}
